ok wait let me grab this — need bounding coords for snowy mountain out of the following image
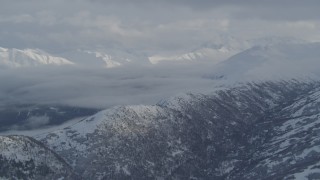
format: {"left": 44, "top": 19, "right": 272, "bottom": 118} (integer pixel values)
{"left": 148, "top": 36, "right": 306, "bottom": 65}
{"left": 1, "top": 40, "right": 320, "bottom": 179}
{"left": 28, "top": 80, "right": 320, "bottom": 179}
{"left": 0, "top": 47, "right": 150, "bottom": 69}
{"left": 0, "top": 47, "right": 74, "bottom": 68}
{"left": 0, "top": 135, "right": 78, "bottom": 179}
{"left": 0, "top": 36, "right": 307, "bottom": 68}
{"left": 209, "top": 42, "right": 320, "bottom": 81}
{"left": 149, "top": 38, "right": 249, "bottom": 65}
{"left": 58, "top": 49, "right": 150, "bottom": 68}
{"left": 149, "top": 46, "right": 241, "bottom": 65}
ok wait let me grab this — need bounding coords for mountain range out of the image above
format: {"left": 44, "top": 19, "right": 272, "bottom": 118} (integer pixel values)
{"left": 1, "top": 37, "right": 304, "bottom": 69}
{"left": 0, "top": 38, "right": 320, "bottom": 179}
{"left": 0, "top": 48, "right": 73, "bottom": 68}
{"left": 209, "top": 42, "right": 320, "bottom": 81}
{"left": 1, "top": 80, "right": 320, "bottom": 179}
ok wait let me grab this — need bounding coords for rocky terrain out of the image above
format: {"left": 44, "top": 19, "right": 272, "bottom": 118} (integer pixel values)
{"left": 1, "top": 80, "right": 317, "bottom": 179}
{"left": 0, "top": 135, "right": 78, "bottom": 179}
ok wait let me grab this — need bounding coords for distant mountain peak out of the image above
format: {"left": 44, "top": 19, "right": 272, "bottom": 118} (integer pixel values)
{"left": 210, "top": 41, "right": 320, "bottom": 81}
{"left": 0, "top": 47, "right": 74, "bottom": 68}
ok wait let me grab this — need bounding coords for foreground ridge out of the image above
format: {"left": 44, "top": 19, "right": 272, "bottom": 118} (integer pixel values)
{"left": 1, "top": 80, "right": 320, "bottom": 179}
{"left": 0, "top": 135, "right": 78, "bottom": 179}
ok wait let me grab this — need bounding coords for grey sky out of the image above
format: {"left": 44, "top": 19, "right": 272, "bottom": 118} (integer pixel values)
{"left": 0, "top": 0, "right": 319, "bottom": 53}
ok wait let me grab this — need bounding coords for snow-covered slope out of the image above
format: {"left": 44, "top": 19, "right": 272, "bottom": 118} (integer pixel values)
{"left": 0, "top": 135, "right": 77, "bottom": 179}
{"left": 149, "top": 36, "right": 307, "bottom": 65}
{"left": 59, "top": 49, "right": 150, "bottom": 68}
{"left": 149, "top": 46, "right": 241, "bottom": 65}
{"left": 210, "top": 42, "right": 320, "bottom": 81}
{"left": 0, "top": 36, "right": 307, "bottom": 68}
{"left": 0, "top": 46, "right": 150, "bottom": 69}
{"left": 36, "top": 80, "right": 320, "bottom": 179}
{"left": 0, "top": 47, "right": 74, "bottom": 68}
{"left": 149, "top": 39, "right": 249, "bottom": 65}
{"left": 83, "top": 50, "right": 128, "bottom": 68}
{"left": 1, "top": 39, "right": 320, "bottom": 179}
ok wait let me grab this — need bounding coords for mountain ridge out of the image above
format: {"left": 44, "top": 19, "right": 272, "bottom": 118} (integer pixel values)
{"left": 0, "top": 135, "right": 78, "bottom": 179}
{"left": 31, "top": 79, "right": 320, "bottom": 179}
{"left": 0, "top": 79, "right": 319, "bottom": 179}
{"left": 0, "top": 47, "right": 74, "bottom": 68}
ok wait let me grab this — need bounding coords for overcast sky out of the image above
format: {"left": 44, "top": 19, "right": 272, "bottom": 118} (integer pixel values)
{"left": 0, "top": 0, "right": 319, "bottom": 53}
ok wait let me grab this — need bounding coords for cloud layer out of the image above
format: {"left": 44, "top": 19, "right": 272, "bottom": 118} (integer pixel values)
{"left": 0, "top": 63, "right": 219, "bottom": 108}
{"left": 0, "top": 1, "right": 320, "bottom": 109}
{"left": 0, "top": 0, "right": 319, "bottom": 53}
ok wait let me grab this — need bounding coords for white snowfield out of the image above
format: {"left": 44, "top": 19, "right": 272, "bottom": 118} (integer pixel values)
{"left": 148, "top": 46, "right": 240, "bottom": 65}
{"left": 0, "top": 47, "right": 73, "bottom": 68}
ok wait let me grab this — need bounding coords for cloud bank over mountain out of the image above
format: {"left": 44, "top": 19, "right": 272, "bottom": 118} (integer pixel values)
{"left": 0, "top": 63, "right": 217, "bottom": 108}
{"left": 0, "top": 0, "right": 319, "bottom": 114}
{"left": 0, "top": 41, "right": 319, "bottom": 110}
{"left": 0, "top": 0, "right": 319, "bottom": 54}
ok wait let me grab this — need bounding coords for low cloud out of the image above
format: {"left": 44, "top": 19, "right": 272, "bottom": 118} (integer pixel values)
{"left": 1, "top": 42, "right": 320, "bottom": 110}
{"left": 0, "top": 0, "right": 319, "bottom": 53}
{"left": 23, "top": 115, "right": 50, "bottom": 129}
{"left": 10, "top": 115, "right": 50, "bottom": 130}
{"left": 0, "top": 63, "right": 218, "bottom": 109}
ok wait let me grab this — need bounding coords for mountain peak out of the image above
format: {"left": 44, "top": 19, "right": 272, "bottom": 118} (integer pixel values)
{"left": 0, "top": 47, "right": 74, "bottom": 68}
{"left": 209, "top": 41, "right": 320, "bottom": 81}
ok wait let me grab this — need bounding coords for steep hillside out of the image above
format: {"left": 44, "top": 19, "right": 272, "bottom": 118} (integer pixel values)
{"left": 0, "top": 135, "right": 78, "bottom": 179}
{"left": 37, "top": 80, "right": 320, "bottom": 179}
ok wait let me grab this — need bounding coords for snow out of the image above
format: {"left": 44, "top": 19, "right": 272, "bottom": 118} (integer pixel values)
{"left": 83, "top": 50, "right": 122, "bottom": 68}
{"left": 0, "top": 47, "right": 74, "bottom": 68}
{"left": 7, "top": 79, "right": 317, "bottom": 179}
{"left": 290, "top": 161, "right": 320, "bottom": 180}
{"left": 122, "top": 165, "right": 131, "bottom": 175}
{"left": 171, "top": 150, "right": 184, "bottom": 157}
{"left": 149, "top": 47, "right": 240, "bottom": 65}
{"left": 57, "top": 48, "right": 147, "bottom": 69}
{"left": 158, "top": 93, "right": 196, "bottom": 110}
{"left": 296, "top": 145, "right": 320, "bottom": 159}
{"left": 0, "top": 136, "right": 61, "bottom": 168}
{"left": 215, "top": 160, "right": 238, "bottom": 176}
{"left": 274, "top": 114, "right": 320, "bottom": 142}
{"left": 209, "top": 42, "right": 320, "bottom": 82}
